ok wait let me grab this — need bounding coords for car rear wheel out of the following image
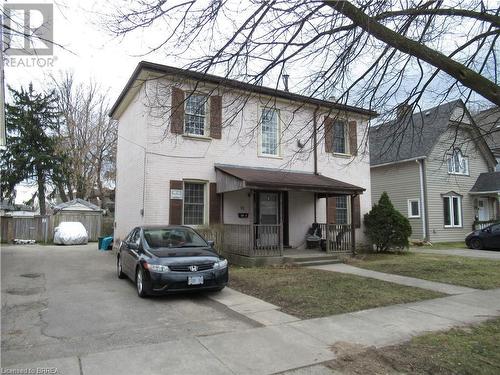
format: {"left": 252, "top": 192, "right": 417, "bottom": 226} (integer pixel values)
{"left": 117, "top": 256, "right": 126, "bottom": 279}
{"left": 470, "top": 237, "right": 483, "bottom": 250}
{"left": 136, "top": 268, "right": 148, "bottom": 298}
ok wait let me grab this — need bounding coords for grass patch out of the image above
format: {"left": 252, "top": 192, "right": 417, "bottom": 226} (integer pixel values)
{"left": 329, "top": 318, "right": 500, "bottom": 375}
{"left": 350, "top": 252, "right": 500, "bottom": 289}
{"left": 229, "top": 266, "right": 443, "bottom": 319}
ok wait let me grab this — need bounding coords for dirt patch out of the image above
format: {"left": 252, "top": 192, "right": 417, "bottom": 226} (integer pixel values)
{"left": 328, "top": 344, "right": 453, "bottom": 375}
{"left": 20, "top": 273, "right": 43, "bottom": 278}
{"left": 327, "top": 319, "right": 500, "bottom": 375}
{"left": 6, "top": 287, "right": 44, "bottom": 296}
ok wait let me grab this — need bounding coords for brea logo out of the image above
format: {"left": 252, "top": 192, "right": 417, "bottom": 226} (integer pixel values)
{"left": 3, "top": 3, "right": 54, "bottom": 56}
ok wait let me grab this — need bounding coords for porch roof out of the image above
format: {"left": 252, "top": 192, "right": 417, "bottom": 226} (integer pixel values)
{"left": 470, "top": 172, "right": 500, "bottom": 194}
{"left": 215, "top": 164, "right": 365, "bottom": 195}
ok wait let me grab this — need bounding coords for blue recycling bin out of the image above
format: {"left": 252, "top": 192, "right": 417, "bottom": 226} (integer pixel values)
{"left": 99, "top": 236, "right": 113, "bottom": 251}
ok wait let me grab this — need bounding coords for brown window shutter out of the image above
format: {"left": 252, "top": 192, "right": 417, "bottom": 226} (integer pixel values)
{"left": 210, "top": 96, "right": 222, "bottom": 139}
{"left": 324, "top": 117, "right": 334, "bottom": 153}
{"left": 353, "top": 195, "right": 361, "bottom": 228}
{"left": 327, "top": 197, "right": 337, "bottom": 224}
{"left": 209, "top": 183, "right": 221, "bottom": 224}
{"left": 169, "top": 180, "right": 183, "bottom": 225}
{"left": 349, "top": 120, "right": 357, "bottom": 156}
{"left": 171, "top": 87, "right": 184, "bottom": 134}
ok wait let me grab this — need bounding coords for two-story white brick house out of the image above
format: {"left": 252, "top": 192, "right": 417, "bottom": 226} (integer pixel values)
{"left": 110, "top": 61, "right": 377, "bottom": 263}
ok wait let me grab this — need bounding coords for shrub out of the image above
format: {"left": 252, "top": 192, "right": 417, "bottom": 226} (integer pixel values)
{"left": 364, "top": 192, "right": 412, "bottom": 252}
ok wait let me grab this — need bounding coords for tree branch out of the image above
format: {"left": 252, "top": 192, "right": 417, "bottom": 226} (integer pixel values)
{"left": 325, "top": 1, "right": 500, "bottom": 105}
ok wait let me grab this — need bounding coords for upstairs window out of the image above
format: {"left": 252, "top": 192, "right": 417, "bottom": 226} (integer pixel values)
{"left": 447, "top": 149, "right": 469, "bottom": 175}
{"left": 333, "top": 121, "right": 347, "bottom": 154}
{"left": 260, "top": 108, "right": 279, "bottom": 156}
{"left": 185, "top": 94, "right": 208, "bottom": 136}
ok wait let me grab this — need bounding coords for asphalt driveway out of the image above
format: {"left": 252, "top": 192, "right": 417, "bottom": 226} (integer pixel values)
{"left": 1, "top": 243, "right": 257, "bottom": 368}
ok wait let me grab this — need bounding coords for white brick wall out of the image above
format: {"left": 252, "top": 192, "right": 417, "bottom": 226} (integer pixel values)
{"left": 114, "top": 77, "right": 372, "bottom": 245}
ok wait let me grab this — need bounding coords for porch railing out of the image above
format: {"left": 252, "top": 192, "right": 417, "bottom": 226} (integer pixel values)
{"left": 254, "top": 224, "right": 282, "bottom": 256}
{"left": 318, "top": 223, "right": 354, "bottom": 254}
{"left": 473, "top": 219, "right": 500, "bottom": 230}
{"left": 222, "top": 223, "right": 283, "bottom": 257}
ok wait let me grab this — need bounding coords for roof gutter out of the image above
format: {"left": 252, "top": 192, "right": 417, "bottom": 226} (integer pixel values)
{"left": 110, "top": 61, "right": 378, "bottom": 119}
{"left": 469, "top": 191, "right": 500, "bottom": 195}
{"left": 371, "top": 156, "right": 427, "bottom": 168}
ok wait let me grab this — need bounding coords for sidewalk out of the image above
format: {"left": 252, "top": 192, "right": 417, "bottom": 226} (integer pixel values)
{"left": 310, "top": 263, "right": 477, "bottom": 295}
{"left": 5, "top": 288, "right": 500, "bottom": 375}
{"left": 412, "top": 247, "right": 500, "bottom": 260}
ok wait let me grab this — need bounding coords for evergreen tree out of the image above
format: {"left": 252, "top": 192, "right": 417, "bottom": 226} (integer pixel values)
{"left": 0, "top": 84, "right": 62, "bottom": 215}
{"left": 364, "top": 192, "right": 412, "bottom": 252}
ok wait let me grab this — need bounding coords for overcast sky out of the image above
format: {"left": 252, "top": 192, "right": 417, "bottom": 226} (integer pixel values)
{"left": 4, "top": 0, "right": 174, "bottom": 101}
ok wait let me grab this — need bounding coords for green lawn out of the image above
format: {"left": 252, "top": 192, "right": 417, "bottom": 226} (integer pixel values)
{"left": 349, "top": 252, "right": 500, "bottom": 289}
{"left": 329, "top": 318, "right": 500, "bottom": 375}
{"left": 229, "top": 266, "right": 443, "bottom": 319}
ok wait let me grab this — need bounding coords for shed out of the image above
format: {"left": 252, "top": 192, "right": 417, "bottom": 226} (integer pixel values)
{"left": 53, "top": 199, "right": 103, "bottom": 241}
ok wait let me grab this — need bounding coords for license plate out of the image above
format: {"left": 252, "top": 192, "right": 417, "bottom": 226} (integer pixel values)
{"left": 188, "top": 275, "right": 204, "bottom": 285}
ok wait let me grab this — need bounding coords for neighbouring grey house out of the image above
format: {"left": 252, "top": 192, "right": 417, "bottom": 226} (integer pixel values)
{"left": 474, "top": 106, "right": 500, "bottom": 170}
{"left": 370, "top": 100, "right": 497, "bottom": 243}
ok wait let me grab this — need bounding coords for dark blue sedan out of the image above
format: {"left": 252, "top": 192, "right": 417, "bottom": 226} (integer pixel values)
{"left": 117, "top": 226, "right": 228, "bottom": 297}
{"left": 465, "top": 223, "right": 500, "bottom": 250}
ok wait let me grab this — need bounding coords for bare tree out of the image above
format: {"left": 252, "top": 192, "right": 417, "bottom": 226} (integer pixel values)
{"left": 106, "top": 0, "right": 499, "bottom": 110}
{"left": 53, "top": 73, "right": 117, "bottom": 204}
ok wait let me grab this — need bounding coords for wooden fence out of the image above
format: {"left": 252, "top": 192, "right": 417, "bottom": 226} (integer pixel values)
{"left": 1, "top": 213, "right": 103, "bottom": 243}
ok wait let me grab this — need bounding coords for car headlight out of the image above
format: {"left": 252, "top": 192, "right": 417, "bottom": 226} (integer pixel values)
{"left": 213, "top": 259, "right": 228, "bottom": 269}
{"left": 146, "top": 264, "right": 170, "bottom": 273}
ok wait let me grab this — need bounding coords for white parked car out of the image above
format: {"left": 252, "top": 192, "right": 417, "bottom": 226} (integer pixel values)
{"left": 54, "top": 222, "right": 89, "bottom": 245}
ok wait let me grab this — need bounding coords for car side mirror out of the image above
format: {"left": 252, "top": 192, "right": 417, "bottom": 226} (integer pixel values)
{"left": 207, "top": 240, "right": 215, "bottom": 248}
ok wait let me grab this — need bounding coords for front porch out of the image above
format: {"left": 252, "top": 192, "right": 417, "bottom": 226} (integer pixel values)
{"left": 211, "top": 164, "right": 365, "bottom": 264}
{"left": 221, "top": 222, "right": 354, "bottom": 257}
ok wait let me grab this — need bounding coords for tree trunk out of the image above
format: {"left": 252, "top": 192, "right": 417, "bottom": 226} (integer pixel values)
{"left": 37, "top": 167, "right": 47, "bottom": 215}
{"left": 56, "top": 181, "right": 69, "bottom": 202}
{"left": 66, "top": 182, "right": 74, "bottom": 200}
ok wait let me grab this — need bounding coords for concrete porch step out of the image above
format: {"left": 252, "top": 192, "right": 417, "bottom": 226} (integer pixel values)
{"left": 283, "top": 255, "right": 341, "bottom": 263}
{"left": 283, "top": 255, "right": 343, "bottom": 267}
{"left": 293, "top": 259, "right": 343, "bottom": 267}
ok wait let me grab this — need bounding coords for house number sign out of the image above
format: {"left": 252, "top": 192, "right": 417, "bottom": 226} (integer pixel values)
{"left": 170, "top": 189, "right": 183, "bottom": 200}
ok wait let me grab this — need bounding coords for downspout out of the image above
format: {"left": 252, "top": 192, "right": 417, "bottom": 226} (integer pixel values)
{"left": 418, "top": 158, "right": 428, "bottom": 241}
{"left": 313, "top": 106, "right": 319, "bottom": 222}
{"left": 313, "top": 106, "right": 319, "bottom": 175}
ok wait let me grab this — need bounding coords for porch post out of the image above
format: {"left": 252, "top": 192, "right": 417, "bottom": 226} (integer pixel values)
{"left": 350, "top": 194, "right": 356, "bottom": 255}
{"left": 326, "top": 196, "right": 331, "bottom": 253}
{"left": 249, "top": 189, "right": 255, "bottom": 255}
{"left": 279, "top": 192, "right": 284, "bottom": 256}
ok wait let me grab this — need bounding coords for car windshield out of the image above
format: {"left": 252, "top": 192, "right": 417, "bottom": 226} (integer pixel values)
{"left": 143, "top": 228, "right": 208, "bottom": 249}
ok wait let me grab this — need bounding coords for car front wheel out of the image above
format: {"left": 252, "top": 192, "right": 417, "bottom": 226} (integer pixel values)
{"left": 470, "top": 238, "right": 483, "bottom": 250}
{"left": 117, "top": 256, "right": 126, "bottom": 279}
{"left": 136, "top": 268, "right": 148, "bottom": 298}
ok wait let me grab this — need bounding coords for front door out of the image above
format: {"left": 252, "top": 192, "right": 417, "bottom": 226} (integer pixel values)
{"left": 259, "top": 192, "right": 279, "bottom": 224}
{"left": 478, "top": 198, "right": 489, "bottom": 221}
{"left": 256, "top": 192, "right": 280, "bottom": 247}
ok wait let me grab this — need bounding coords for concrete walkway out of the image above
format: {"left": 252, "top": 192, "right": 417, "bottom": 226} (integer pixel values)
{"left": 310, "top": 263, "right": 477, "bottom": 295}
{"left": 5, "top": 288, "right": 500, "bottom": 375}
{"left": 413, "top": 247, "right": 500, "bottom": 260}
{"left": 208, "top": 287, "right": 300, "bottom": 326}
